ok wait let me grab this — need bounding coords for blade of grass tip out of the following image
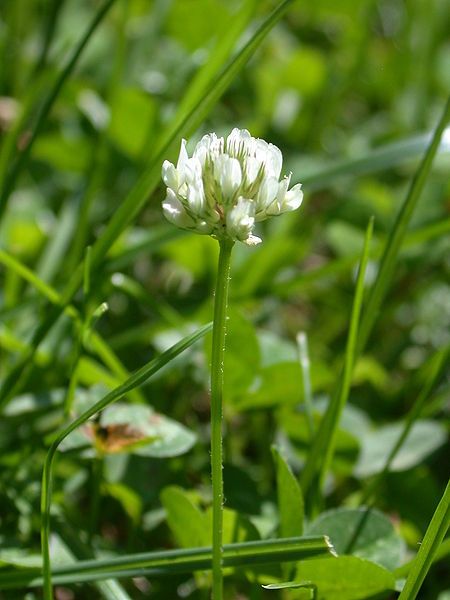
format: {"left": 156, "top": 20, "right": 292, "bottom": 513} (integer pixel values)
{"left": 300, "top": 218, "right": 374, "bottom": 499}
{"left": 360, "top": 344, "right": 450, "bottom": 506}
{"left": 40, "top": 323, "right": 212, "bottom": 600}
{"left": 0, "top": 536, "right": 333, "bottom": 590}
{"left": 0, "top": 0, "right": 117, "bottom": 222}
{"left": 357, "top": 96, "right": 450, "bottom": 354}
{"left": 0, "top": 0, "right": 294, "bottom": 408}
{"left": 296, "top": 332, "right": 315, "bottom": 440}
{"left": 0, "top": 249, "right": 144, "bottom": 405}
{"left": 398, "top": 479, "right": 450, "bottom": 600}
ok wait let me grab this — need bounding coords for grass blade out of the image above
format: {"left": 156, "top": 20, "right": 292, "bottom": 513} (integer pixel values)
{"left": 300, "top": 218, "right": 374, "bottom": 498}
{"left": 296, "top": 332, "right": 314, "bottom": 440}
{"left": 0, "top": 0, "right": 117, "bottom": 221}
{"left": 397, "top": 480, "right": 450, "bottom": 600}
{"left": 40, "top": 323, "right": 212, "bottom": 599}
{"left": 0, "top": 536, "right": 334, "bottom": 590}
{"left": 357, "top": 96, "right": 450, "bottom": 352}
{"left": 394, "top": 538, "right": 450, "bottom": 579}
{"left": 295, "top": 128, "right": 450, "bottom": 192}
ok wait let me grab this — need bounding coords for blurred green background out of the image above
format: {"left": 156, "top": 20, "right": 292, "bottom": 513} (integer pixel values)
{"left": 0, "top": 0, "right": 449, "bottom": 598}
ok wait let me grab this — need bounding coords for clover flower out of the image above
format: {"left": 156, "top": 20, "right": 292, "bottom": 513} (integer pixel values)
{"left": 161, "top": 128, "right": 303, "bottom": 245}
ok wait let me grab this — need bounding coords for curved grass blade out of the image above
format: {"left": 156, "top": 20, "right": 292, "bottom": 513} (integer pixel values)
{"left": 300, "top": 218, "right": 374, "bottom": 499}
{"left": 0, "top": 0, "right": 294, "bottom": 409}
{"left": 397, "top": 480, "right": 450, "bottom": 600}
{"left": 300, "top": 96, "right": 450, "bottom": 501}
{"left": 357, "top": 96, "right": 450, "bottom": 352}
{"left": 40, "top": 323, "right": 212, "bottom": 599}
{"left": 0, "top": 536, "right": 333, "bottom": 590}
{"left": 0, "top": 0, "right": 117, "bottom": 221}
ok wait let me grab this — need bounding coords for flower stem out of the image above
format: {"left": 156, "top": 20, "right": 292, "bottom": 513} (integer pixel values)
{"left": 210, "top": 238, "right": 234, "bottom": 600}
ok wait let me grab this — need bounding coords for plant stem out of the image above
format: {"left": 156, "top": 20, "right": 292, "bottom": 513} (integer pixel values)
{"left": 41, "top": 446, "right": 57, "bottom": 600}
{"left": 210, "top": 238, "right": 234, "bottom": 600}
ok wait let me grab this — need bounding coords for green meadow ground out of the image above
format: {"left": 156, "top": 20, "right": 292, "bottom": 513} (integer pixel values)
{"left": 0, "top": 0, "right": 449, "bottom": 598}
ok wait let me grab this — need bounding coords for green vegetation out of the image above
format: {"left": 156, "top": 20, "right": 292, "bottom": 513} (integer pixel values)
{"left": 0, "top": 0, "right": 449, "bottom": 598}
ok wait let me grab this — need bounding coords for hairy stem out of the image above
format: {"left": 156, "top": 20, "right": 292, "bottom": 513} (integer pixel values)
{"left": 210, "top": 238, "right": 234, "bottom": 599}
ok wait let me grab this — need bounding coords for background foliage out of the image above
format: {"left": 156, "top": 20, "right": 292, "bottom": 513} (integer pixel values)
{"left": 0, "top": 0, "right": 449, "bottom": 598}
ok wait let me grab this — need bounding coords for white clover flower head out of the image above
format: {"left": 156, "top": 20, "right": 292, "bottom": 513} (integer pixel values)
{"left": 161, "top": 128, "right": 303, "bottom": 245}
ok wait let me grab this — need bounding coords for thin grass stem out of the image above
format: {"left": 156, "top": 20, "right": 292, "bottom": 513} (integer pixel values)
{"left": 398, "top": 480, "right": 450, "bottom": 600}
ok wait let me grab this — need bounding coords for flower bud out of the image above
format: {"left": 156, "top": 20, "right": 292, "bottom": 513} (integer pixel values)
{"left": 161, "top": 128, "right": 303, "bottom": 245}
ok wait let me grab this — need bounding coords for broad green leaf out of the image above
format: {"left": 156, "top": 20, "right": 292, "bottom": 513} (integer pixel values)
{"left": 307, "top": 508, "right": 405, "bottom": 570}
{"left": 258, "top": 330, "right": 298, "bottom": 367}
{"left": 272, "top": 446, "right": 304, "bottom": 538}
{"left": 295, "top": 556, "right": 396, "bottom": 600}
{"left": 2, "top": 389, "right": 65, "bottom": 416}
{"left": 160, "top": 486, "right": 208, "bottom": 549}
{"left": 354, "top": 420, "right": 446, "bottom": 478}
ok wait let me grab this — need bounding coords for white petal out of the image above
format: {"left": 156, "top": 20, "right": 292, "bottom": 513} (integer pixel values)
{"left": 186, "top": 181, "right": 205, "bottom": 215}
{"left": 217, "top": 155, "right": 242, "bottom": 199}
{"left": 267, "top": 143, "right": 282, "bottom": 178}
{"left": 161, "top": 160, "right": 178, "bottom": 190}
{"left": 256, "top": 176, "right": 279, "bottom": 213}
{"left": 226, "top": 128, "right": 251, "bottom": 155}
{"left": 265, "top": 174, "right": 291, "bottom": 216}
{"left": 244, "top": 155, "right": 262, "bottom": 184}
{"left": 162, "top": 189, "right": 195, "bottom": 228}
{"left": 226, "top": 197, "right": 255, "bottom": 241}
{"left": 283, "top": 183, "right": 303, "bottom": 211}
{"left": 177, "top": 139, "right": 189, "bottom": 169}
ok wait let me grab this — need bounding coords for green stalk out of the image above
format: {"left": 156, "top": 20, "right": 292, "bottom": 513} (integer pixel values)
{"left": 210, "top": 238, "right": 234, "bottom": 600}
{"left": 398, "top": 479, "right": 450, "bottom": 600}
{"left": 0, "top": 536, "right": 334, "bottom": 589}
